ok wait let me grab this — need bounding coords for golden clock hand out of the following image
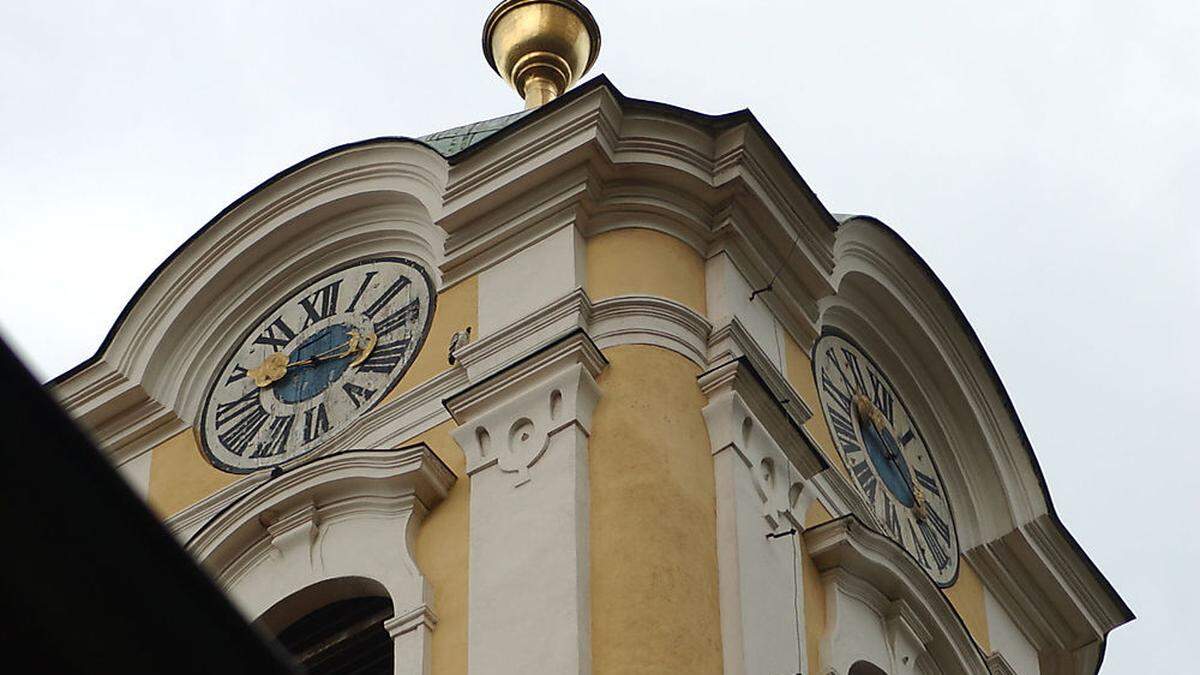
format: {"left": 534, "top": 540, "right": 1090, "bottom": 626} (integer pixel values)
{"left": 349, "top": 331, "right": 377, "bottom": 367}
{"left": 247, "top": 331, "right": 376, "bottom": 388}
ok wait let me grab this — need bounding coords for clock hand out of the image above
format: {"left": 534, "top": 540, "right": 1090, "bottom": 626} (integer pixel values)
{"left": 247, "top": 331, "right": 377, "bottom": 388}
{"left": 855, "top": 392, "right": 929, "bottom": 519}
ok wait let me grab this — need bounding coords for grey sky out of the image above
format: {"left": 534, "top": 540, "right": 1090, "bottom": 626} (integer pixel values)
{"left": 1, "top": 1, "right": 1194, "bottom": 670}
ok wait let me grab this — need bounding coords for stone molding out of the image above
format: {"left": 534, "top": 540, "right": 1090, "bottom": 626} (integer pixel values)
{"left": 590, "top": 294, "right": 712, "bottom": 368}
{"left": 984, "top": 652, "right": 1018, "bottom": 675}
{"left": 805, "top": 516, "right": 988, "bottom": 675}
{"left": 699, "top": 356, "right": 826, "bottom": 482}
{"left": 964, "top": 513, "right": 1128, "bottom": 657}
{"left": 185, "top": 444, "right": 453, "bottom": 675}
{"left": 708, "top": 317, "right": 813, "bottom": 424}
{"left": 446, "top": 329, "right": 605, "bottom": 482}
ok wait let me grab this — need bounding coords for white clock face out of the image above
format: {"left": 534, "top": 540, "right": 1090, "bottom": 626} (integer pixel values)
{"left": 199, "top": 258, "right": 435, "bottom": 473}
{"left": 813, "top": 331, "right": 959, "bottom": 586}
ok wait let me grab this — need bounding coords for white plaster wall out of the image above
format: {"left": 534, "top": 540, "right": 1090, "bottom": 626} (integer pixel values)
{"left": 478, "top": 225, "right": 586, "bottom": 336}
{"left": 984, "top": 586, "right": 1040, "bottom": 675}
{"left": 467, "top": 426, "right": 590, "bottom": 675}
{"left": 823, "top": 574, "right": 893, "bottom": 675}
{"left": 706, "top": 253, "right": 785, "bottom": 368}
{"left": 714, "top": 448, "right": 806, "bottom": 675}
{"left": 223, "top": 512, "right": 424, "bottom": 625}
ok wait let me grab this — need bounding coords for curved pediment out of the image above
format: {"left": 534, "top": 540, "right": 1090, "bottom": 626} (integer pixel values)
{"left": 51, "top": 139, "right": 449, "bottom": 459}
{"left": 823, "top": 214, "right": 1131, "bottom": 665}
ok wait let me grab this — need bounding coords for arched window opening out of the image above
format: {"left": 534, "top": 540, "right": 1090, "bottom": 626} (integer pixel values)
{"left": 848, "top": 660, "right": 889, "bottom": 675}
{"left": 274, "top": 596, "right": 394, "bottom": 675}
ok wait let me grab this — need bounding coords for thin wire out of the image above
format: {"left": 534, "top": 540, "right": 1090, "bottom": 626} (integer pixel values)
{"left": 749, "top": 223, "right": 805, "bottom": 301}
{"left": 792, "top": 529, "right": 802, "bottom": 675}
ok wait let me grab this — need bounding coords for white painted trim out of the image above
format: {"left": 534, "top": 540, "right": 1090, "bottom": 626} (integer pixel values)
{"left": 445, "top": 329, "right": 604, "bottom": 675}
{"left": 805, "top": 516, "right": 989, "bottom": 675}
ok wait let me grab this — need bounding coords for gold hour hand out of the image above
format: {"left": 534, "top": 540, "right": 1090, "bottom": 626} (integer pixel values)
{"left": 248, "top": 352, "right": 290, "bottom": 388}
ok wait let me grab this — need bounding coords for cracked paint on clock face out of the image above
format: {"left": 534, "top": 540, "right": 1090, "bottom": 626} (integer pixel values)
{"left": 199, "top": 258, "right": 435, "bottom": 473}
{"left": 813, "top": 331, "right": 960, "bottom": 587}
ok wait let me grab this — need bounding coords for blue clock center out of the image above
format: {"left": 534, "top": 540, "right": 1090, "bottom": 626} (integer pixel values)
{"left": 860, "top": 416, "right": 917, "bottom": 507}
{"left": 274, "top": 324, "right": 355, "bottom": 404}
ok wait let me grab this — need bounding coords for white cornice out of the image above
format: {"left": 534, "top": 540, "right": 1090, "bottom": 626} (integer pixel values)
{"left": 590, "top": 294, "right": 711, "bottom": 368}
{"left": 708, "top": 317, "right": 812, "bottom": 424}
{"left": 964, "top": 514, "right": 1129, "bottom": 659}
{"left": 435, "top": 85, "right": 836, "bottom": 344}
{"left": 445, "top": 329, "right": 607, "bottom": 425}
{"left": 698, "top": 356, "right": 825, "bottom": 481}
{"left": 805, "top": 516, "right": 988, "bottom": 675}
{"left": 188, "top": 444, "right": 454, "bottom": 566}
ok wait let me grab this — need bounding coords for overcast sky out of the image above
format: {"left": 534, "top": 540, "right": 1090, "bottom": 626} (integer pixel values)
{"left": 1, "top": 1, "right": 1194, "bottom": 670}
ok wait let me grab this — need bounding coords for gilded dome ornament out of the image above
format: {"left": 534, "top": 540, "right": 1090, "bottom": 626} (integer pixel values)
{"left": 482, "top": 0, "right": 601, "bottom": 109}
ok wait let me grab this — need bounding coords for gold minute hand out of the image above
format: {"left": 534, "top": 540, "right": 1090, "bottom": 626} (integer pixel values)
{"left": 247, "top": 331, "right": 377, "bottom": 388}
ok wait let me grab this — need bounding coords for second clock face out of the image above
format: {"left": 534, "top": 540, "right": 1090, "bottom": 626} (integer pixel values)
{"left": 813, "top": 331, "right": 959, "bottom": 586}
{"left": 199, "top": 257, "right": 435, "bottom": 473}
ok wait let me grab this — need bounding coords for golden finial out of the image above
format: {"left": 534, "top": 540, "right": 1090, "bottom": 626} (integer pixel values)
{"left": 482, "top": 0, "right": 601, "bottom": 109}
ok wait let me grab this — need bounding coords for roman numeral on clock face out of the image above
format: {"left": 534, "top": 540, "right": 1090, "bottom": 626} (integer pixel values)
{"left": 362, "top": 276, "right": 411, "bottom": 320}
{"left": 251, "top": 415, "right": 294, "bottom": 459}
{"left": 825, "top": 403, "right": 858, "bottom": 447}
{"left": 926, "top": 505, "right": 952, "bottom": 542}
{"left": 914, "top": 469, "right": 941, "bottom": 497}
{"left": 345, "top": 270, "right": 380, "bottom": 313}
{"left": 821, "top": 367, "right": 854, "bottom": 417}
{"left": 303, "top": 404, "right": 331, "bottom": 444}
{"left": 883, "top": 499, "right": 902, "bottom": 540}
{"left": 851, "top": 460, "right": 878, "bottom": 504}
{"left": 868, "top": 369, "right": 894, "bottom": 426}
{"left": 919, "top": 519, "right": 951, "bottom": 570}
{"left": 298, "top": 279, "right": 342, "bottom": 328}
{"left": 357, "top": 338, "right": 411, "bottom": 374}
{"left": 372, "top": 299, "right": 421, "bottom": 337}
{"left": 215, "top": 389, "right": 269, "bottom": 457}
{"left": 254, "top": 317, "right": 296, "bottom": 349}
{"left": 226, "top": 364, "right": 248, "bottom": 385}
{"left": 342, "top": 382, "right": 376, "bottom": 409}
{"left": 841, "top": 348, "right": 867, "bottom": 393}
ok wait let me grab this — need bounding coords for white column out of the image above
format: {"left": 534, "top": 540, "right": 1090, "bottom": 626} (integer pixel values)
{"left": 700, "top": 358, "right": 828, "bottom": 675}
{"left": 446, "top": 332, "right": 605, "bottom": 675}
{"left": 385, "top": 604, "right": 438, "bottom": 675}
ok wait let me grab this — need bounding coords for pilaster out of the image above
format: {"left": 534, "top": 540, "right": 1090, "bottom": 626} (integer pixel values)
{"left": 446, "top": 330, "right": 606, "bottom": 675}
{"left": 699, "top": 356, "right": 828, "bottom": 675}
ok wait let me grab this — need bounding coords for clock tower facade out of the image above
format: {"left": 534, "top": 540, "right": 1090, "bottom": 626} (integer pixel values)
{"left": 50, "top": 2, "right": 1130, "bottom": 674}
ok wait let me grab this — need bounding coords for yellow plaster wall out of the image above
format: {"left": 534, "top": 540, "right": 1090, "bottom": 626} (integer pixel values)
{"left": 805, "top": 498, "right": 834, "bottom": 529}
{"left": 384, "top": 275, "right": 478, "bottom": 403}
{"left": 585, "top": 228, "right": 707, "bottom": 315}
{"left": 589, "top": 345, "right": 723, "bottom": 674}
{"left": 406, "top": 420, "right": 469, "bottom": 675}
{"left": 801, "top": 536, "right": 827, "bottom": 675}
{"left": 942, "top": 557, "right": 991, "bottom": 652}
{"left": 147, "top": 428, "right": 239, "bottom": 518}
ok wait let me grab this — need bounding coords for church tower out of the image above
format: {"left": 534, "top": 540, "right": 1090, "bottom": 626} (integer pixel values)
{"left": 51, "top": 2, "right": 1131, "bottom": 674}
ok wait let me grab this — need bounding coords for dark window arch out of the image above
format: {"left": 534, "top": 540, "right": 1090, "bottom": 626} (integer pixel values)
{"left": 849, "top": 661, "right": 889, "bottom": 675}
{"left": 274, "top": 596, "right": 394, "bottom": 675}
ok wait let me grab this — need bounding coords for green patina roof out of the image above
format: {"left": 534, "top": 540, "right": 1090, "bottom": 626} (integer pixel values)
{"left": 418, "top": 110, "right": 531, "bottom": 156}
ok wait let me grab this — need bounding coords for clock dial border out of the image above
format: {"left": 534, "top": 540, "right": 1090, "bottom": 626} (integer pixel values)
{"left": 197, "top": 256, "right": 437, "bottom": 474}
{"left": 811, "top": 327, "right": 961, "bottom": 588}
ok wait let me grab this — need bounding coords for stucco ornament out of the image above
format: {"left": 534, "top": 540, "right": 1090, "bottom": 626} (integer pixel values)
{"left": 453, "top": 360, "right": 598, "bottom": 487}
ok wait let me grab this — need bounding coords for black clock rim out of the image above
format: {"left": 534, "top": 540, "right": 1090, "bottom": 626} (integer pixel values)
{"left": 811, "top": 325, "right": 963, "bottom": 589}
{"left": 197, "top": 256, "right": 439, "bottom": 475}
